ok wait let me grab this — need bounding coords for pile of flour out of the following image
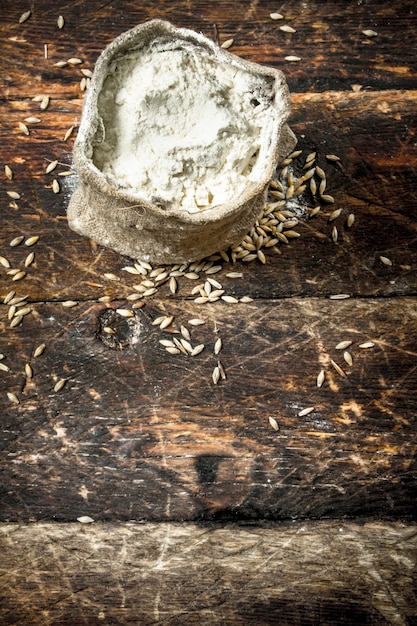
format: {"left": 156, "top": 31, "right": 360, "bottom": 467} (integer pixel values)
{"left": 93, "top": 40, "right": 274, "bottom": 213}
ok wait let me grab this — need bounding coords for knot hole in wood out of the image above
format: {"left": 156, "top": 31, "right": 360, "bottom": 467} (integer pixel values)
{"left": 97, "top": 307, "right": 143, "bottom": 349}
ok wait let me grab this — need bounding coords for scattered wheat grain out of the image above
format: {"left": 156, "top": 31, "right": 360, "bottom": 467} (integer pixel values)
{"left": 7, "top": 392, "right": 20, "bottom": 404}
{"left": 336, "top": 340, "right": 352, "bottom": 350}
{"left": 269, "top": 416, "right": 279, "bottom": 430}
{"left": 54, "top": 378, "right": 66, "bottom": 392}
{"left": 10, "top": 315, "right": 23, "bottom": 327}
{"left": 64, "top": 126, "right": 74, "bottom": 141}
{"left": 19, "top": 10, "right": 31, "bottom": 23}
{"left": 12, "top": 271, "right": 26, "bottom": 281}
{"left": 212, "top": 366, "right": 220, "bottom": 385}
{"left": 317, "top": 370, "right": 325, "bottom": 388}
{"left": 33, "top": 343, "right": 46, "bottom": 357}
{"left": 25, "top": 363, "right": 33, "bottom": 379}
{"left": 221, "top": 38, "right": 234, "bottom": 49}
{"left": 7, "top": 191, "right": 20, "bottom": 200}
{"left": 343, "top": 351, "right": 353, "bottom": 366}
{"left": 330, "top": 359, "right": 347, "bottom": 377}
{"left": 328, "top": 208, "right": 342, "bottom": 222}
{"left": 298, "top": 407, "right": 315, "bottom": 417}
{"left": 280, "top": 24, "right": 296, "bottom": 33}
{"left": 321, "top": 194, "right": 335, "bottom": 203}
{"left": 25, "top": 235, "right": 40, "bottom": 246}
{"left": 18, "top": 122, "right": 29, "bottom": 135}
{"left": 116, "top": 309, "right": 134, "bottom": 317}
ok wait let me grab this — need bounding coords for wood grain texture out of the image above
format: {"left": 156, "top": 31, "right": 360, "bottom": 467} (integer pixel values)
{"left": 0, "top": 0, "right": 416, "bottom": 526}
{"left": 0, "top": 90, "right": 416, "bottom": 302}
{"left": 1, "top": 297, "right": 416, "bottom": 521}
{"left": 1, "top": 0, "right": 416, "bottom": 96}
{"left": 1, "top": 521, "right": 416, "bottom": 625}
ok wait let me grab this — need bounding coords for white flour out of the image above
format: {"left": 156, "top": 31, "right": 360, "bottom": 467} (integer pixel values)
{"left": 93, "top": 40, "right": 275, "bottom": 212}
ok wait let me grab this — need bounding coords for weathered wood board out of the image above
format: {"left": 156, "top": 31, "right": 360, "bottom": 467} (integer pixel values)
{"left": 1, "top": 521, "right": 417, "bottom": 625}
{"left": 1, "top": 297, "right": 417, "bottom": 521}
{"left": 1, "top": 0, "right": 417, "bottom": 525}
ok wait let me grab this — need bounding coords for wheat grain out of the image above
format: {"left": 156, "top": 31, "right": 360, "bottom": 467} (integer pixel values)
{"left": 221, "top": 38, "right": 234, "bottom": 49}
{"left": 298, "top": 407, "right": 315, "bottom": 417}
{"left": 321, "top": 194, "right": 335, "bottom": 204}
{"left": 269, "top": 416, "right": 279, "bottom": 430}
{"left": 280, "top": 24, "right": 296, "bottom": 33}
{"left": 330, "top": 359, "right": 346, "bottom": 377}
{"left": 40, "top": 95, "right": 50, "bottom": 110}
{"left": 328, "top": 208, "right": 342, "bottom": 222}
{"left": 335, "top": 340, "right": 352, "bottom": 350}
{"left": 188, "top": 318, "right": 205, "bottom": 326}
{"left": 19, "top": 10, "right": 31, "bottom": 23}
{"left": 4, "top": 165, "right": 13, "bottom": 179}
{"left": 116, "top": 309, "right": 134, "bottom": 318}
{"left": 57, "top": 15, "right": 65, "bottom": 28}
{"left": 317, "top": 370, "right": 325, "bottom": 388}
{"left": 359, "top": 342, "right": 375, "bottom": 348}
{"left": 12, "top": 271, "right": 26, "bottom": 281}
{"left": 159, "top": 316, "right": 174, "bottom": 329}
{"left": 180, "top": 325, "right": 191, "bottom": 341}
{"left": 7, "top": 191, "right": 20, "bottom": 200}
{"left": 33, "top": 343, "right": 46, "bottom": 357}
{"left": 346, "top": 213, "right": 355, "bottom": 228}
{"left": 54, "top": 379, "right": 66, "bottom": 392}
{"left": 25, "top": 363, "right": 33, "bottom": 379}
{"left": 10, "top": 315, "right": 23, "bottom": 328}
{"left": 166, "top": 347, "right": 181, "bottom": 355}
{"left": 214, "top": 337, "right": 222, "bottom": 355}
{"left": 343, "top": 351, "right": 353, "bottom": 366}
{"left": 7, "top": 392, "right": 20, "bottom": 404}
{"left": 18, "top": 122, "right": 29, "bottom": 135}
{"left": 159, "top": 339, "right": 176, "bottom": 348}
{"left": 64, "top": 126, "right": 74, "bottom": 141}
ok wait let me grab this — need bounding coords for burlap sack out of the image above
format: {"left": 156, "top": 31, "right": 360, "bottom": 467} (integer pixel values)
{"left": 67, "top": 19, "right": 296, "bottom": 265}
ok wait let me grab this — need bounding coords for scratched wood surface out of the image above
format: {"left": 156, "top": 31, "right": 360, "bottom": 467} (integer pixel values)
{"left": 1, "top": 0, "right": 417, "bottom": 524}
{"left": 1, "top": 1, "right": 417, "bottom": 624}
{"left": 1, "top": 521, "right": 417, "bottom": 626}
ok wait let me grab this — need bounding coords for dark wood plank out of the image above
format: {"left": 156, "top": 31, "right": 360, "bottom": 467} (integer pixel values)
{"left": 1, "top": 0, "right": 416, "bottom": 526}
{"left": 1, "top": 297, "right": 416, "bottom": 521}
{"left": 1, "top": 91, "right": 416, "bottom": 302}
{"left": 1, "top": 0, "right": 417, "bottom": 96}
{"left": 1, "top": 521, "right": 416, "bottom": 625}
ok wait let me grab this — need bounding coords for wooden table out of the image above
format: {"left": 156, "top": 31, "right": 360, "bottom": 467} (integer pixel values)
{"left": 1, "top": 1, "right": 416, "bottom": 623}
